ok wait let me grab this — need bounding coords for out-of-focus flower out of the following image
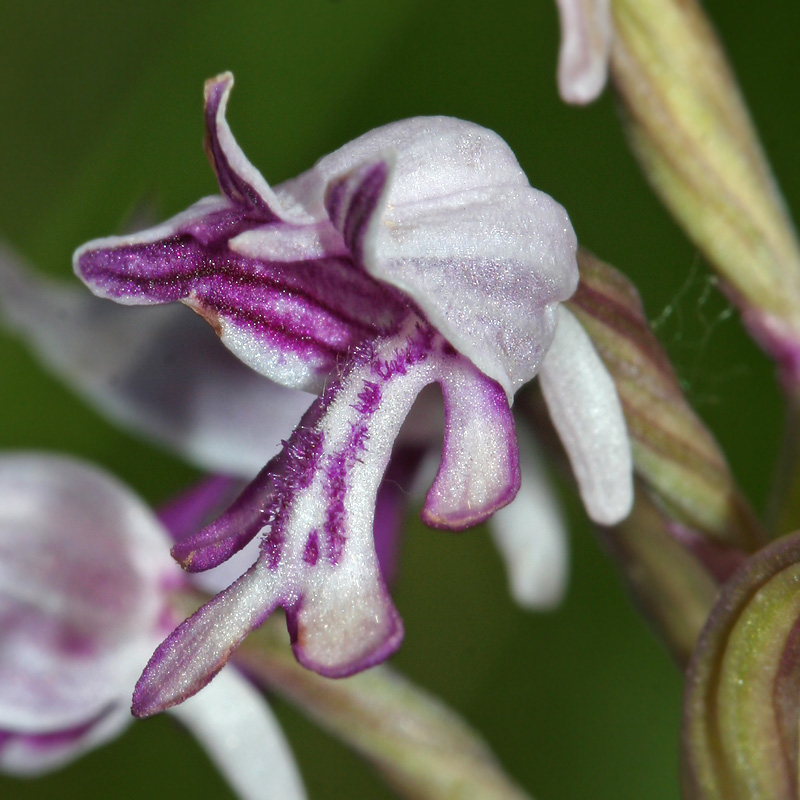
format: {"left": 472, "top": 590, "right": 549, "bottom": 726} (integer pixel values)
{"left": 0, "top": 453, "right": 306, "bottom": 799}
{"left": 554, "top": 0, "right": 612, "bottom": 104}
{"left": 72, "top": 72, "right": 633, "bottom": 715}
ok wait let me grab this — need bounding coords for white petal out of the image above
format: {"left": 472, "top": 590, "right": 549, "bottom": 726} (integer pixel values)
{"left": 489, "top": 427, "right": 569, "bottom": 609}
{"left": 555, "top": 0, "right": 613, "bottom": 105}
{"left": 0, "top": 454, "right": 173, "bottom": 731}
{"left": 0, "top": 244, "right": 313, "bottom": 476}
{"left": 538, "top": 305, "right": 633, "bottom": 524}
{"left": 169, "top": 668, "right": 306, "bottom": 800}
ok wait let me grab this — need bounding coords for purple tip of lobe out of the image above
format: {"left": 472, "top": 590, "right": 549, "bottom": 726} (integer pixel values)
{"left": 158, "top": 475, "right": 242, "bottom": 545}
{"left": 171, "top": 461, "right": 277, "bottom": 572}
{"left": 287, "top": 601, "right": 405, "bottom": 679}
{"left": 131, "top": 565, "right": 279, "bottom": 717}
{"left": 203, "top": 73, "right": 277, "bottom": 220}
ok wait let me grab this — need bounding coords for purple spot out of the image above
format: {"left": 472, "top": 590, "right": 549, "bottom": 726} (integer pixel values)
{"left": 324, "top": 451, "right": 348, "bottom": 565}
{"left": 353, "top": 380, "right": 381, "bottom": 415}
{"left": 328, "top": 531, "right": 346, "bottom": 564}
{"left": 303, "top": 530, "right": 320, "bottom": 566}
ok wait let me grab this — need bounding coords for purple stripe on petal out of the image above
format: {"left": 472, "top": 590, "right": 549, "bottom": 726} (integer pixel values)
{"left": 203, "top": 74, "right": 281, "bottom": 220}
{"left": 77, "top": 216, "right": 410, "bottom": 390}
{"left": 325, "top": 158, "right": 391, "bottom": 263}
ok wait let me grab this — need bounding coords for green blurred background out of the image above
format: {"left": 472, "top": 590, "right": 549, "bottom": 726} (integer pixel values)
{"left": 0, "top": 1, "right": 797, "bottom": 797}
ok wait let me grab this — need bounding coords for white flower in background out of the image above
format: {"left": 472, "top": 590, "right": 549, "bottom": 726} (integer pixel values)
{"left": 0, "top": 453, "right": 305, "bottom": 800}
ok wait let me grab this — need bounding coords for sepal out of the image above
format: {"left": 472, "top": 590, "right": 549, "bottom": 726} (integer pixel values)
{"left": 568, "top": 249, "right": 762, "bottom": 549}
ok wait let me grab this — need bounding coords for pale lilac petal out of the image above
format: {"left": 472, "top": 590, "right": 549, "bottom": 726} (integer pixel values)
{"left": 538, "top": 306, "right": 633, "bottom": 524}
{"left": 287, "top": 117, "right": 579, "bottom": 398}
{"left": 555, "top": 0, "right": 613, "bottom": 105}
{"left": 0, "top": 245, "right": 313, "bottom": 476}
{"left": 169, "top": 667, "right": 306, "bottom": 800}
{"left": 489, "top": 427, "right": 569, "bottom": 609}
{"left": 0, "top": 454, "right": 175, "bottom": 731}
{"left": 0, "top": 707, "right": 130, "bottom": 777}
{"left": 422, "top": 360, "right": 520, "bottom": 529}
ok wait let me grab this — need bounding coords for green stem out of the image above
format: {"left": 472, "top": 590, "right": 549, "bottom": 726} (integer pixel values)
{"left": 232, "top": 615, "right": 531, "bottom": 800}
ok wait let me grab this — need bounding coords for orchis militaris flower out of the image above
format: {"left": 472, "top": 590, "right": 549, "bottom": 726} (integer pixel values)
{"left": 554, "top": 0, "right": 612, "bottom": 104}
{"left": 74, "top": 72, "right": 632, "bottom": 715}
{"left": 0, "top": 453, "right": 306, "bottom": 799}
{"left": 0, "top": 238, "right": 559, "bottom": 605}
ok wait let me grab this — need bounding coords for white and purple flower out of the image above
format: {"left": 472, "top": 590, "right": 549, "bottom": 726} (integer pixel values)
{"left": 0, "top": 453, "right": 305, "bottom": 799}
{"left": 69, "top": 72, "right": 632, "bottom": 716}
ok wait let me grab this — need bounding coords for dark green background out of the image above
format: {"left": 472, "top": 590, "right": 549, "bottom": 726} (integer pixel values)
{"left": 0, "top": 2, "right": 796, "bottom": 797}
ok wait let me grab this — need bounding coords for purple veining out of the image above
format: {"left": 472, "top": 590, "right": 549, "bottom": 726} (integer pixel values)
{"left": 302, "top": 531, "right": 320, "bottom": 566}
{"left": 74, "top": 71, "right": 591, "bottom": 714}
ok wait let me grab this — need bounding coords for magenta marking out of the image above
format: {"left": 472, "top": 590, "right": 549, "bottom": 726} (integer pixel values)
{"left": 303, "top": 530, "right": 320, "bottom": 566}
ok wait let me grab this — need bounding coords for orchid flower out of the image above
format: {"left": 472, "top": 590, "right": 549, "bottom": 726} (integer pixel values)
{"left": 69, "top": 71, "right": 631, "bottom": 715}
{"left": 554, "top": 0, "right": 613, "bottom": 104}
{"left": 0, "top": 453, "right": 306, "bottom": 799}
{"left": 1, "top": 241, "right": 563, "bottom": 611}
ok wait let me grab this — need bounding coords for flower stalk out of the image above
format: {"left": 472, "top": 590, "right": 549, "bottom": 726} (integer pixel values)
{"left": 233, "top": 614, "right": 532, "bottom": 800}
{"left": 599, "top": 491, "right": 733, "bottom": 666}
{"left": 610, "top": 0, "right": 800, "bottom": 382}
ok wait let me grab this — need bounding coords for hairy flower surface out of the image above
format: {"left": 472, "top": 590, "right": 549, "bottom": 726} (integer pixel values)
{"left": 0, "top": 454, "right": 305, "bottom": 799}
{"left": 74, "top": 73, "right": 632, "bottom": 715}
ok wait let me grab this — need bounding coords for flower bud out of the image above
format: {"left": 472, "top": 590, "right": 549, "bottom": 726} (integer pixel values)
{"left": 683, "top": 533, "right": 800, "bottom": 799}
